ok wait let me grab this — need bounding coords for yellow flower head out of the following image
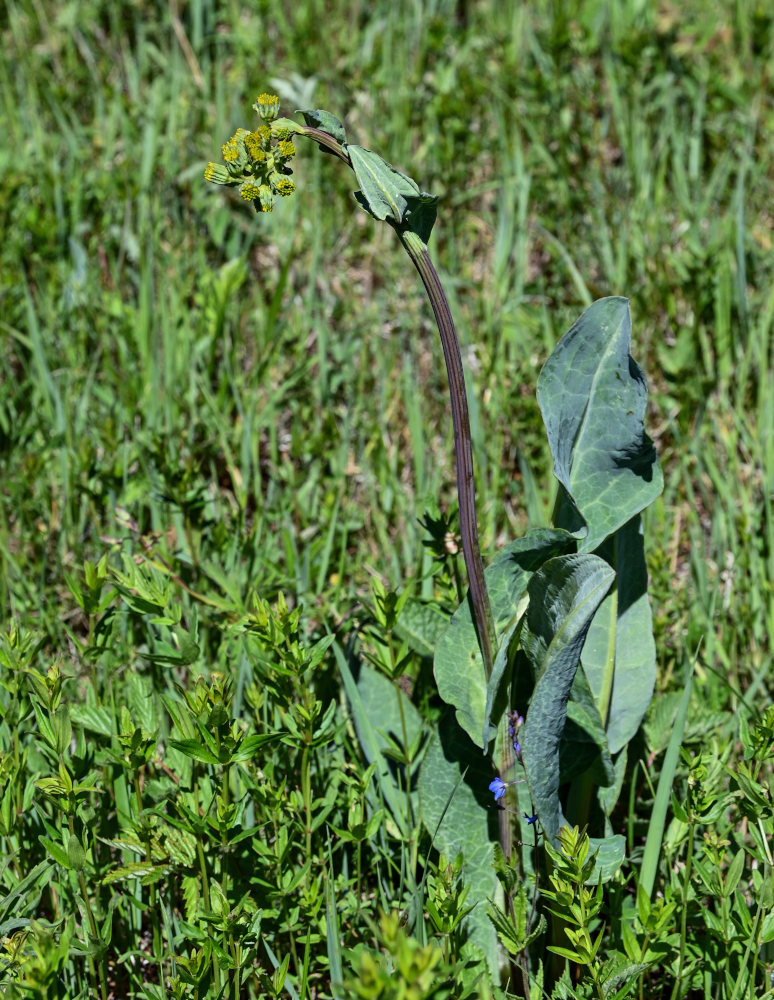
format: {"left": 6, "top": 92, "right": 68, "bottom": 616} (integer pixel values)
{"left": 253, "top": 92, "right": 279, "bottom": 122}
{"left": 239, "top": 181, "right": 260, "bottom": 202}
{"left": 273, "top": 177, "right": 295, "bottom": 197}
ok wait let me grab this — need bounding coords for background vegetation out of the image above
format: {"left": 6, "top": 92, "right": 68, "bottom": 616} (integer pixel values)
{"left": 1, "top": 0, "right": 772, "bottom": 997}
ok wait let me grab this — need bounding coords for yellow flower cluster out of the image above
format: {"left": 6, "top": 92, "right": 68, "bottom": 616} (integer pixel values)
{"left": 204, "top": 95, "right": 296, "bottom": 212}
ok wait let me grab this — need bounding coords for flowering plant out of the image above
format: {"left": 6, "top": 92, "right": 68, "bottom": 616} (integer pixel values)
{"left": 207, "top": 93, "right": 663, "bottom": 978}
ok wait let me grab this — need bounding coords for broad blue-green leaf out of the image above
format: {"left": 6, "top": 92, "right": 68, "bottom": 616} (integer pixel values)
{"left": 334, "top": 642, "right": 423, "bottom": 838}
{"left": 560, "top": 667, "right": 614, "bottom": 787}
{"left": 395, "top": 599, "right": 450, "bottom": 658}
{"left": 581, "top": 516, "right": 656, "bottom": 755}
{"left": 417, "top": 715, "right": 499, "bottom": 975}
{"left": 356, "top": 662, "right": 424, "bottom": 769}
{"left": 520, "top": 554, "right": 615, "bottom": 845}
{"left": 434, "top": 529, "right": 575, "bottom": 750}
{"left": 298, "top": 109, "right": 347, "bottom": 144}
{"left": 586, "top": 834, "right": 626, "bottom": 883}
{"left": 348, "top": 145, "right": 439, "bottom": 243}
{"left": 598, "top": 745, "right": 628, "bottom": 817}
{"left": 537, "top": 297, "right": 663, "bottom": 553}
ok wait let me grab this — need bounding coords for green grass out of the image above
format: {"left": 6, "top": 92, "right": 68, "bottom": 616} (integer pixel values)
{"left": 1, "top": 0, "right": 773, "bottom": 997}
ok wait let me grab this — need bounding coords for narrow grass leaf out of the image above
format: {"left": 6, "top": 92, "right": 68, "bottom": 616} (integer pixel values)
{"left": 638, "top": 654, "right": 695, "bottom": 899}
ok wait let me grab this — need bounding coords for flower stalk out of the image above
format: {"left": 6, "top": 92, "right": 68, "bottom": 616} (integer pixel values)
{"left": 204, "top": 98, "right": 497, "bottom": 680}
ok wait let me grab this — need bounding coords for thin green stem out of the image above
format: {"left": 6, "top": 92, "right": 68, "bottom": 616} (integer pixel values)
{"left": 301, "top": 744, "right": 313, "bottom": 864}
{"left": 67, "top": 813, "right": 108, "bottom": 1000}
{"left": 134, "top": 772, "right": 164, "bottom": 989}
{"left": 669, "top": 822, "right": 696, "bottom": 1000}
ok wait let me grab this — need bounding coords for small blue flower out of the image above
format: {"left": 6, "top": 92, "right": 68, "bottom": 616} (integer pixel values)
{"left": 513, "top": 740, "right": 521, "bottom": 756}
{"left": 489, "top": 777, "right": 507, "bottom": 801}
{"left": 525, "top": 813, "right": 538, "bottom": 825}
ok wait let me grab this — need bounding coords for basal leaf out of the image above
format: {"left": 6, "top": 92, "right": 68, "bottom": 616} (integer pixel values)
{"left": 581, "top": 516, "right": 657, "bottom": 756}
{"left": 417, "top": 715, "right": 500, "bottom": 975}
{"left": 394, "top": 599, "right": 449, "bottom": 658}
{"left": 334, "top": 642, "right": 421, "bottom": 838}
{"left": 537, "top": 297, "right": 663, "bottom": 553}
{"left": 520, "top": 554, "right": 615, "bottom": 844}
{"left": 586, "top": 834, "right": 626, "bottom": 883}
{"left": 434, "top": 528, "right": 575, "bottom": 750}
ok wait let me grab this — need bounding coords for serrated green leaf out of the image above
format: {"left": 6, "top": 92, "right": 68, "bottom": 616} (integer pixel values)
{"left": 101, "top": 861, "right": 170, "bottom": 885}
{"left": 486, "top": 899, "right": 522, "bottom": 953}
{"left": 182, "top": 874, "right": 200, "bottom": 923}
{"left": 97, "top": 837, "right": 145, "bottom": 856}
{"left": 520, "top": 554, "right": 615, "bottom": 844}
{"left": 537, "top": 297, "right": 663, "bottom": 553}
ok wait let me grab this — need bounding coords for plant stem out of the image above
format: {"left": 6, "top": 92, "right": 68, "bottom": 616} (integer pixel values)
{"left": 296, "top": 124, "right": 496, "bottom": 678}
{"left": 669, "top": 821, "right": 695, "bottom": 1000}
{"left": 397, "top": 229, "right": 496, "bottom": 679}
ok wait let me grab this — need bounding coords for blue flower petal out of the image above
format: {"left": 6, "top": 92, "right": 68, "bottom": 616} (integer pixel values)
{"left": 489, "top": 777, "right": 507, "bottom": 801}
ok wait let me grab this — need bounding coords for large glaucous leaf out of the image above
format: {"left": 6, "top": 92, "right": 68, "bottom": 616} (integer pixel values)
{"left": 537, "top": 297, "right": 663, "bottom": 553}
{"left": 417, "top": 715, "right": 500, "bottom": 974}
{"left": 394, "top": 599, "right": 450, "bottom": 659}
{"left": 334, "top": 645, "right": 424, "bottom": 839}
{"left": 434, "top": 529, "right": 575, "bottom": 750}
{"left": 520, "top": 554, "right": 615, "bottom": 845}
{"left": 580, "top": 516, "right": 657, "bottom": 756}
